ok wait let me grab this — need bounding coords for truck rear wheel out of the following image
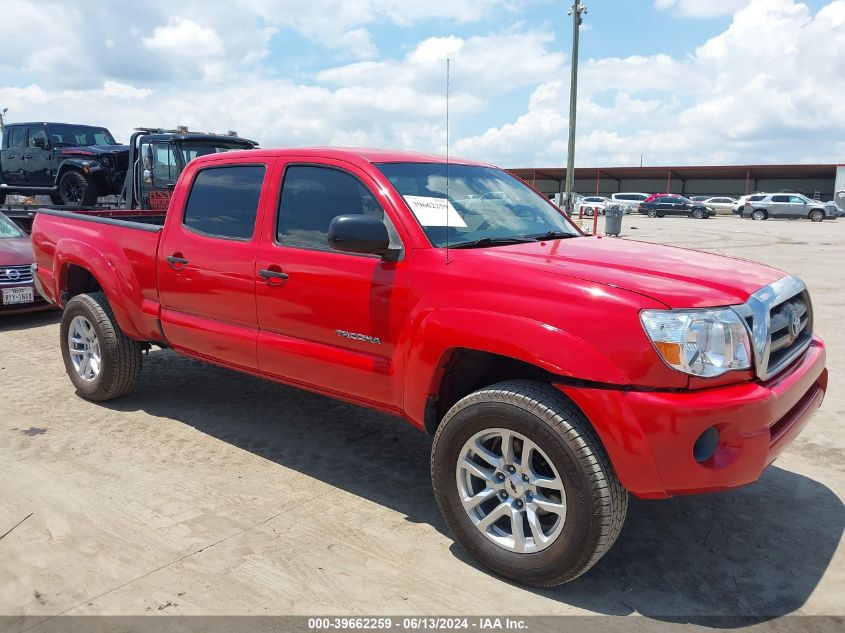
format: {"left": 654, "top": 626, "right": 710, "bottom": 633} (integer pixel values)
{"left": 60, "top": 292, "right": 142, "bottom": 401}
{"left": 59, "top": 170, "right": 98, "bottom": 206}
{"left": 431, "top": 380, "right": 627, "bottom": 586}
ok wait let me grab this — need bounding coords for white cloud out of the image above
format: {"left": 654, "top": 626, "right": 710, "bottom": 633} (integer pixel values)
{"left": 456, "top": 0, "right": 845, "bottom": 166}
{"left": 142, "top": 18, "right": 225, "bottom": 58}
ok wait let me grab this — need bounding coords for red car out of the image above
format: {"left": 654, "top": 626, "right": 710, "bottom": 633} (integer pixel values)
{"left": 643, "top": 192, "right": 673, "bottom": 203}
{"left": 31, "top": 148, "right": 827, "bottom": 587}
{"left": 0, "top": 211, "right": 51, "bottom": 314}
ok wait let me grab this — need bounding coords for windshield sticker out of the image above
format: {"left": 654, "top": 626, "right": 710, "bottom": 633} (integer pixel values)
{"left": 403, "top": 196, "right": 467, "bottom": 228}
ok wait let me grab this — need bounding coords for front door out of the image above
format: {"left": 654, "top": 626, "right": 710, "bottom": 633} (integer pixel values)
{"left": 158, "top": 159, "right": 273, "bottom": 370}
{"left": 2, "top": 126, "right": 27, "bottom": 184}
{"left": 255, "top": 159, "right": 412, "bottom": 409}
{"left": 24, "top": 125, "right": 52, "bottom": 186}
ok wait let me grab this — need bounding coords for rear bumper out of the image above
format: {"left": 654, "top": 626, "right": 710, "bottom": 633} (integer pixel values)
{"left": 557, "top": 337, "right": 827, "bottom": 499}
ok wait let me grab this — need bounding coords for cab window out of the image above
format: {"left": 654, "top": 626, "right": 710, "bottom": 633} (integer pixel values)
{"left": 277, "top": 165, "right": 384, "bottom": 250}
{"left": 183, "top": 165, "right": 265, "bottom": 240}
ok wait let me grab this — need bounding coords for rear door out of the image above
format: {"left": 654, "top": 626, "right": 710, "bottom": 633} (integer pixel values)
{"left": 24, "top": 125, "right": 52, "bottom": 186}
{"left": 2, "top": 127, "right": 27, "bottom": 184}
{"left": 254, "top": 158, "right": 413, "bottom": 409}
{"left": 769, "top": 195, "right": 791, "bottom": 218}
{"left": 158, "top": 157, "right": 274, "bottom": 370}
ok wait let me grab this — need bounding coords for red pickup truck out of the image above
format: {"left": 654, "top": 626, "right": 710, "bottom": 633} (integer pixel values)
{"left": 31, "top": 148, "right": 828, "bottom": 586}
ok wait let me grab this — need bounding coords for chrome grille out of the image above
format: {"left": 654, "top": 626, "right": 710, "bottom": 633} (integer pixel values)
{"left": 0, "top": 265, "right": 33, "bottom": 284}
{"left": 733, "top": 276, "right": 813, "bottom": 381}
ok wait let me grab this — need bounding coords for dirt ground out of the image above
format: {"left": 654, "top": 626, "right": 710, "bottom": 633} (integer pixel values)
{"left": 1, "top": 215, "right": 843, "bottom": 625}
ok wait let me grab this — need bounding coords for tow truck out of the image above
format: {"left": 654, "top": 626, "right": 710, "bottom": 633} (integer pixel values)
{"left": 1, "top": 127, "right": 257, "bottom": 233}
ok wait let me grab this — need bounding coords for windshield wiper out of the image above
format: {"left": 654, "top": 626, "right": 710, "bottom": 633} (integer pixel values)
{"left": 450, "top": 236, "right": 536, "bottom": 249}
{"left": 526, "top": 231, "right": 579, "bottom": 241}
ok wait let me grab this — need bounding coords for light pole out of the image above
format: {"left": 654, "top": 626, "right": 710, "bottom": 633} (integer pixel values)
{"left": 564, "top": 1, "right": 586, "bottom": 215}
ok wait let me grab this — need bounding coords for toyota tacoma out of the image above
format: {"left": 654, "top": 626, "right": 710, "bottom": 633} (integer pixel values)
{"left": 30, "top": 148, "right": 828, "bottom": 586}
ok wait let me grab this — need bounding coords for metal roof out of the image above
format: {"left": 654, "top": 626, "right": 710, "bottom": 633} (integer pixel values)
{"left": 508, "top": 164, "right": 839, "bottom": 182}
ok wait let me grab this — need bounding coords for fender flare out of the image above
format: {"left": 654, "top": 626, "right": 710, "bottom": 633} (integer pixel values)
{"left": 403, "top": 307, "right": 630, "bottom": 426}
{"left": 53, "top": 238, "right": 150, "bottom": 340}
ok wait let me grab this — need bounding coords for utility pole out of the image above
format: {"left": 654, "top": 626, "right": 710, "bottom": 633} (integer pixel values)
{"left": 564, "top": 1, "right": 586, "bottom": 215}
{"left": 0, "top": 108, "right": 7, "bottom": 133}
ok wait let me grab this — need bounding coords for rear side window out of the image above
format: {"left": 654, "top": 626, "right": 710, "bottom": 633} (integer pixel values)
{"left": 277, "top": 165, "right": 384, "bottom": 250}
{"left": 183, "top": 165, "right": 265, "bottom": 239}
{"left": 772, "top": 195, "right": 790, "bottom": 203}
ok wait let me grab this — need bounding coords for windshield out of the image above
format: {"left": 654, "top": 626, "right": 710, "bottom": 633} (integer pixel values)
{"left": 377, "top": 163, "right": 578, "bottom": 248}
{"left": 0, "top": 213, "right": 24, "bottom": 239}
{"left": 50, "top": 124, "right": 117, "bottom": 146}
{"left": 180, "top": 142, "right": 253, "bottom": 163}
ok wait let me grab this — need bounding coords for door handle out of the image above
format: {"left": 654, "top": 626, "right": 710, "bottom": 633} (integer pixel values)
{"left": 166, "top": 255, "right": 189, "bottom": 269}
{"left": 258, "top": 268, "right": 289, "bottom": 282}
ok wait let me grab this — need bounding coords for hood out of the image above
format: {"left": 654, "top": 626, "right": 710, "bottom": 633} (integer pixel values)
{"left": 60, "top": 144, "right": 129, "bottom": 156}
{"left": 0, "top": 236, "right": 35, "bottom": 266}
{"left": 459, "top": 236, "right": 785, "bottom": 309}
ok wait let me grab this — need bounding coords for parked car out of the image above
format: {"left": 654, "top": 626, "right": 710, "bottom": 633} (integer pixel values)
{"left": 610, "top": 192, "right": 650, "bottom": 211}
{"left": 742, "top": 193, "right": 835, "bottom": 222}
{"left": 0, "top": 211, "right": 51, "bottom": 314}
{"left": 689, "top": 195, "right": 709, "bottom": 202}
{"left": 579, "top": 196, "right": 612, "bottom": 216}
{"left": 638, "top": 195, "right": 714, "bottom": 219}
{"left": 32, "top": 147, "right": 827, "bottom": 587}
{"left": 734, "top": 194, "right": 766, "bottom": 214}
{"left": 701, "top": 196, "right": 737, "bottom": 215}
{"left": 0, "top": 122, "right": 129, "bottom": 206}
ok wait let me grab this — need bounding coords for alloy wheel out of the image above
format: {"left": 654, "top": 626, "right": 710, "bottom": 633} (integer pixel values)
{"left": 455, "top": 428, "right": 567, "bottom": 554}
{"left": 68, "top": 315, "right": 101, "bottom": 382}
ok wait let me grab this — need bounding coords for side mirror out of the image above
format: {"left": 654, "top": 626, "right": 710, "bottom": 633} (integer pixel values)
{"left": 328, "top": 215, "right": 395, "bottom": 260}
{"left": 32, "top": 136, "right": 47, "bottom": 149}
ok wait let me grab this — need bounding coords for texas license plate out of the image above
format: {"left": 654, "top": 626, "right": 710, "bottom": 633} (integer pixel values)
{"left": 2, "top": 287, "right": 34, "bottom": 305}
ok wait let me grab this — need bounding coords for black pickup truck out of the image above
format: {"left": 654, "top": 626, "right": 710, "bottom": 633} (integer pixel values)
{"left": 0, "top": 122, "right": 128, "bottom": 206}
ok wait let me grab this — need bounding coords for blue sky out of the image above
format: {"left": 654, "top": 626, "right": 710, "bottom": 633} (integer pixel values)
{"left": 1, "top": 0, "right": 843, "bottom": 167}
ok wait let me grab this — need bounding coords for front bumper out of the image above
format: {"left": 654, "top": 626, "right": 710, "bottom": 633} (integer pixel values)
{"left": 557, "top": 336, "right": 827, "bottom": 499}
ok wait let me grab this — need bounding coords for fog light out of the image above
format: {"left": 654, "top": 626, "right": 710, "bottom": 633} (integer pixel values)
{"left": 693, "top": 426, "right": 719, "bottom": 463}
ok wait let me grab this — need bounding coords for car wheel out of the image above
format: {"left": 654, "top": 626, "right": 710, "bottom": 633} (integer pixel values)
{"left": 60, "top": 292, "right": 142, "bottom": 401}
{"left": 431, "top": 380, "right": 628, "bottom": 587}
{"left": 809, "top": 210, "right": 824, "bottom": 223}
{"left": 49, "top": 193, "right": 64, "bottom": 206}
{"left": 59, "top": 170, "right": 98, "bottom": 206}
{"left": 0, "top": 193, "right": 5, "bottom": 205}
{"left": 647, "top": 209, "right": 657, "bottom": 218}
{"left": 692, "top": 209, "right": 705, "bottom": 219}
{"left": 752, "top": 209, "right": 767, "bottom": 221}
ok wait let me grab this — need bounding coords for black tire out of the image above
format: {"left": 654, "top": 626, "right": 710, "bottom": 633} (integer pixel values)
{"left": 59, "top": 170, "right": 98, "bottom": 206}
{"left": 647, "top": 209, "right": 657, "bottom": 218}
{"left": 692, "top": 209, "right": 705, "bottom": 220}
{"left": 431, "top": 380, "right": 628, "bottom": 587}
{"left": 49, "top": 193, "right": 64, "bottom": 206}
{"left": 60, "top": 292, "right": 142, "bottom": 401}
{"left": 809, "top": 209, "right": 824, "bottom": 223}
{"left": 752, "top": 209, "right": 767, "bottom": 221}
{"left": 0, "top": 192, "right": 6, "bottom": 205}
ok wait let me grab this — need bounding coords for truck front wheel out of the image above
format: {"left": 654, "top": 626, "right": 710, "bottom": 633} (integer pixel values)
{"left": 59, "top": 170, "right": 98, "bottom": 206}
{"left": 60, "top": 292, "right": 142, "bottom": 401}
{"left": 431, "top": 380, "right": 627, "bottom": 586}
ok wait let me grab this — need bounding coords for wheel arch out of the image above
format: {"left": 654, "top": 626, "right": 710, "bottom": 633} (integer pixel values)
{"left": 52, "top": 242, "right": 152, "bottom": 341}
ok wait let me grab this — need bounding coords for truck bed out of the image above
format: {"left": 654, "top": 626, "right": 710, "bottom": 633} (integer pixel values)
{"left": 32, "top": 208, "right": 164, "bottom": 341}
{"left": 2, "top": 203, "right": 167, "bottom": 234}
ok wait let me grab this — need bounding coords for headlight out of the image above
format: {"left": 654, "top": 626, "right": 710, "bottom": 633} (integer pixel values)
{"left": 640, "top": 309, "right": 751, "bottom": 377}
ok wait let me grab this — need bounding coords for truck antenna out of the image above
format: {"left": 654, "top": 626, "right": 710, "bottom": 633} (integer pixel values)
{"left": 445, "top": 57, "right": 451, "bottom": 263}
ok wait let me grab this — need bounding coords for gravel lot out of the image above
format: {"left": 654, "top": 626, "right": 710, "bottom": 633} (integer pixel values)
{"left": 1, "top": 215, "right": 843, "bottom": 624}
